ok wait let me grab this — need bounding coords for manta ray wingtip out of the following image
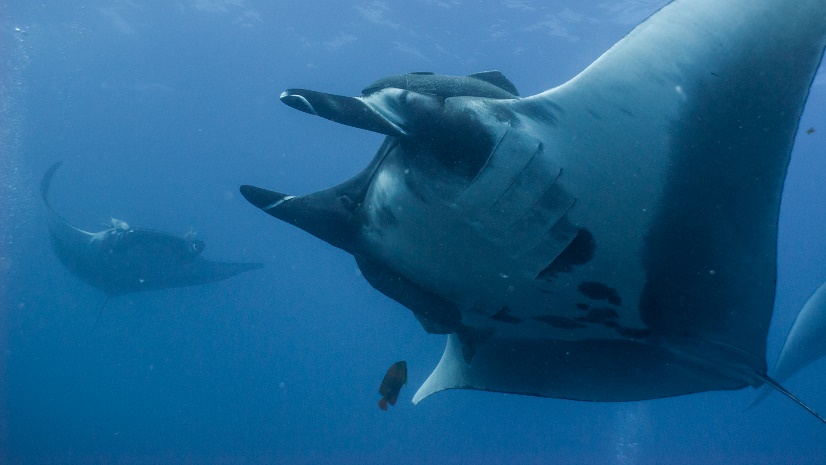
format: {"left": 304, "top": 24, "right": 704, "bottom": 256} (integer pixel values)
{"left": 40, "top": 161, "right": 64, "bottom": 201}
{"left": 751, "top": 281, "right": 826, "bottom": 415}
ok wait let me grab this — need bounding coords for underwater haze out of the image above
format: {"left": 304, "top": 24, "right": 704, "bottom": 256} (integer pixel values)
{"left": 2, "top": 1, "right": 826, "bottom": 464}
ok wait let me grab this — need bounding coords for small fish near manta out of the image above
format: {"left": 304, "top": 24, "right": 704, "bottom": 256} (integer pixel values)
{"left": 41, "top": 162, "right": 263, "bottom": 299}
{"left": 378, "top": 361, "right": 407, "bottom": 411}
{"left": 241, "top": 0, "right": 826, "bottom": 425}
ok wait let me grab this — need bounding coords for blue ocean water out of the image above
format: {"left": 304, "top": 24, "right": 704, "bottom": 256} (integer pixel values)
{"left": 1, "top": 1, "right": 825, "bottom": 464}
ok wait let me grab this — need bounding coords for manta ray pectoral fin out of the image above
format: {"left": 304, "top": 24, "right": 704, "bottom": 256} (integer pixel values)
{"left": 509, "top": 0, "right": 826, "bottom": 359}
{"left": 413, "top": 335, "right": 468, "bottom": 404}
{"left": 413, "top": 335, "right": 757, "bottom": 405}
{"left": 752, "top": 282, "right": 826, "bottom": 407}
{"left": 40, "top": 161, "right": 97, "bottom": 247}
{"left": 40, "top": 161, "right": 74, "bottom": 231}
{"left": 40, "top": 161, "right": 63, "bottom": 206}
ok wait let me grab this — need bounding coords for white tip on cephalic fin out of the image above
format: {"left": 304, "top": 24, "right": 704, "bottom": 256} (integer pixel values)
{"left": 264, "top": 195, "right": 296, "bottom": 211}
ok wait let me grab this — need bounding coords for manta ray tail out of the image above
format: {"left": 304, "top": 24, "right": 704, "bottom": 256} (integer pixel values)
{"left": 754, "top": 373, "right": 826, "bottom": 425}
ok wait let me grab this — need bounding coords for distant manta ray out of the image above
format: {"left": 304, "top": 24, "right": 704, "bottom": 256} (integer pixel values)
{"left": 42, "top": 162, "right": 263, "bottom": 301}
{"left": 241, "top": 0, "right": 826, "bottom": 422}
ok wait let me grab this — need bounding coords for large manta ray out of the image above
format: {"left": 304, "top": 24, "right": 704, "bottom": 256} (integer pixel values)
{"left": 241, "top": 0, "right": 826, "bottom": 420}
{"left": 42, "top": 162, "right": 263, "bottom": 297}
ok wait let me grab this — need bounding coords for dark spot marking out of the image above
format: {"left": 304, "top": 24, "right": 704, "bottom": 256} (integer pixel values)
{"left": 615, "top": 327, "right": 652, "bottom": 339}
{"left": 575, "top": 303, "right": 589, "bottom": 311}
{"left": 577, "top": 281, "right": 622, "bottom": 306}
{"left": 491, "top": 306, "right": 522, "bottom": 324}
{"left": 575, "top": 307, "right": 619, "bottom": 324}
{"left": 537, "top": 228, "right": 595, "bottom": 281}
{"left": 532, "top": 315, "right": 586, "bottom": 330}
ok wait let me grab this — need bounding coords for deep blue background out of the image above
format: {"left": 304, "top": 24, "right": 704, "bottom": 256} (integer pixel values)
{"left": 1, "top": 1, "right": 825, "bottom": 463}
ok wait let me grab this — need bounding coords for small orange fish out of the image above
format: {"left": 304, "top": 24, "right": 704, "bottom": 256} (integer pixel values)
{"left": 378, "top": 361, "right": 407, "bottom": 411}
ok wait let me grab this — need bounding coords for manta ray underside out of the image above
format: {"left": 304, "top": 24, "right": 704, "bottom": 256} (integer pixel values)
{"left": 241, "top": 0, "right": 826, "bottom": 422}
{"left": 42, "top": 162, "right": 263, "bottom": 298}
